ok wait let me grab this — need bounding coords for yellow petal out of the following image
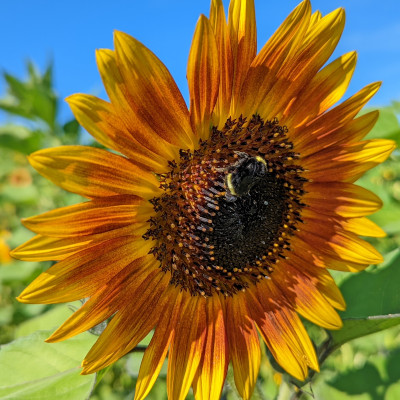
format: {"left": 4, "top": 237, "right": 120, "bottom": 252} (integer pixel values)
{"left": 209, "top": 0, "right": 233, "bottom": 125}
{"left": 304, "top": 139, "right": 396, "bottom": 182}
{"left": 167, "top": 295, "right": 207, "bottom": 400}
{"left": 342, "top": 217, "right": 386, "bottom": 238}
{"left": 296, "top": 110, "right": 379, "bottom": 156}
{"left": 228, "top": 0, "right": 257, "bottom": 114}
{"left": 239, "top": 0, "right": 311, "bottom": 117}
{"left": 66, "top": 93, "right": 169, "bottom": 170}
{"left": 22, "top": 195, "right": 151, "bottom": 237}
{"left": 192, "top": 295, "right": 228, "bottom": 400}
{"left": 247, "top": 285, "right": 317, "bottom": 381}
{"left": 17, "top": 234, "right": 151, "bottom": 304}
{"left": 187, "top": 15, "right": 219, "bottom": 139}
{"left": 274, "top": 262, "right": 343, "bottom": 329}
{"left": 134, "top": 289, "right": 184, "bottom": 400}
{"left": 81, "top": 272, "right": 169, "bottom": 374}
{"left": 260, "top": 8, "right": 345, "bottom": 119}
{"left": 286, "top": 51, "right": 357, "bottom": 126}
{"left": 47, "top": 255, "right": 155, "bottom": 342}
{"left": 114, "top": 31, "right": 195, "bottom": 150}
{"left": 303, "top": 182, "right": 383, "bottom": 218}
{"left": 28, "top": 146, "right": 161, "bottom": 199}
{"left": 226, "top": 293, "right": 260, "bottom": 400}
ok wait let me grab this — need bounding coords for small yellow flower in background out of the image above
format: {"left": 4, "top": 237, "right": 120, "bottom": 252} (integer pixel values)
{"left": 0, "top": 230, "right": 12, "bottom": 264}
{"left": 11, "top": 0, "right": 396, "bottom": 399}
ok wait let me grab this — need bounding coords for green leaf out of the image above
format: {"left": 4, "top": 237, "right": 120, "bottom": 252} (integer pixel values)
{"left": 15, "top": 304, "right": 78, "bottom": 338}
{"left": 365, "top": 106, "right": 400, "bottom": 145}
{"left": 339, "top": 248, "right": 400, "bottom": 318}
{"left": 329, "top": 314, "right": 400, "bottom": 350}
{"left": 0, "top": 330, "right": 97, "bottom": 400}
{"left": 327, "top": 362, "right": 383, "bottom": 396}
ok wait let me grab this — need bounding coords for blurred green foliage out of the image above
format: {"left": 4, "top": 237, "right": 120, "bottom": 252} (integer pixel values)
{"left": 0, "top": 63, "right": 399, "bottom": 400}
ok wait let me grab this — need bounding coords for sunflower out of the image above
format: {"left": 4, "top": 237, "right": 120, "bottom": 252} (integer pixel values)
{"left": 12, "top": 0, "right": 395, "bottom": 399}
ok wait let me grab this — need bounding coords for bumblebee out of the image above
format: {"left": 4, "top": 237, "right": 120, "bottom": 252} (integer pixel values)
{"left": 225, "top": 153, "right": 267, "bottom": 198}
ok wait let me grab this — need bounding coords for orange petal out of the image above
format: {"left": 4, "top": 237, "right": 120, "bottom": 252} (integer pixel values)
{"left": 296, "top": 110, "right": 379, "bottom": 156}
{"left": 22, "top": 195, "right": 151, "bottom": 237}
{"left": 299, "top": 222, "right": 383, "bottom": 266}
{"left": 11, "top": 224, "right": 142, "bottom": 262}
{"left": 28, "top": 146, "right": 161, "bottom": 199}
{"left": 287, "top": 253, "right": 346, "bottom": 310}
{"left": 341, "top": 217, "right": 386, "bottom": 238}
{"left": 273, "top": 262, "right": 342, "bottom": 329}
{"left": 17, "top": 235, "right": 152, "bottom": 304}
{"left": 209, "top": 0, "right": 234, "bottom": 125}
{"left": 292, "top": 82, "right": 381, "bottom": 147}
{"left": 167, "top": 295, "right": 207, "bottom": 400}
{"left": 226, "top": 293, "right": 260, "bottom": 400}
{"left": 303, "top": 182, "right": 383, "bottom": 218}
{"left": 134, "top": 288, "right": 184, "bottom": 400}
{"left": 260, "top": 8, "right": 345, "bottom": 119}
{"left": 285, "top": 51, "right": 357, "bottom": 126}
{"left": 291, "top": 235, "right": 370, "bottom": 272}
{"left": 228, "top": 0, "right": 257, "bottom": 114}
{"left": 114, "top": 31, "right": 195, "bottom": 150}
{"left": 11, "top": 234, "right": 88, "bottom": 261}
{"left": 81, "top": 271, "right": 170, "bottom": 374}
{"left": 192, "top": 295, "right": 228, "bottom": 400}
{"left": 47, "top": 255, "right": 155, "bottom": 342}
{"left": 66, "top": 93, "right": 169, "bottom": 171}
{"left": 187, "top": 15, "right": 220, "bottom": 139}
{"left": 303, "top": 139, "right": 396, "bottom": 182}
{"left": 239, "top": 0, "right": 311, "bottom": 117}
{"left": 247, "top": 284, "right": 318, "bottom": 381}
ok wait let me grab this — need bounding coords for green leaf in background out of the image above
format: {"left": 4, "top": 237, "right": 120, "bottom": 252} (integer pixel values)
{"left": 339, "top": 248, "right": 400, "bottom": 318}
{"left": 329, "top": 314, "right": 400, "bottom": 351}
{"left": 365, "top": 106, "right": 400, "bottom": 146}
{"left": 0, "top": 330, "right": 97, "bottom": 400}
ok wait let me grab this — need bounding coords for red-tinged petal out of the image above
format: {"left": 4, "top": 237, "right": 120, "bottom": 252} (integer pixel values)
{"left": 299, "top": 224, "right": 383, "bottom": 266}
{"left": 81, "top": 271, "right": 170, "bottom": 374}
{"left": 285, "top": 51, "right": 357, "bottom": 126}
{"left": 22, "top": 195, "right": 151, "bottom": 238}
{"left": 167, "top": 295, "right": 207, "bottom": 400}
{"left": 17, "top": 235, "right": 152, "bottom": 304}
{"left": 47, "top": 255, "right": 155, "bottom": 342}
{"left": 260, "top": 8, "right": 345, "bottom": 120}
{"left": 114, "top": 31, "right": 195, "bottom": 150}
{"left": 66, "top": 93, "right": 169, "bottom": 170}
{"left": 239, "top": 0, "right": 311, "bottom": 117}
{"left": 226, "top": 294, "right": 260, "bottom": 400}
{"left": 303, "top": 182, "right": 382, "bottom": 218}
{"left": 287, "top": 253, "right": 346, "bottom": 310}
{"left": 28, "top": 146, "right": 161, "bottom": 199}
{"left": 192, "top": 295, "right": 228, "bottom": 400}
{"left": 296, "top": 110, "right": 379, "bottom": 157}
{"left": 273, "top": 262, "right": 342, "bottom": 329}
{"left": 246, "top": 285, "right": 317, "bottom": 381}
{"left": 11, "top": 224, "right": 142, "bottom": 262}
{"left": 228, "top": 0, "right": 257, "bottom": 114}
{"left": 209, "top": 0, "right": 234, "bottom": 125}
{"left": 188, "top": 15, "right": 220, "bottom": 139}
{"left": 292, "top": 82, "right": 381, "bottom": 145}
{"left": 303, "top": 139, "right": 396, "bottom": 182}
{"left": 134, "top": 289, "right": 184, "bottom": 400}
{"left": 291, "top": 235, "right": 370, "bottom": 272}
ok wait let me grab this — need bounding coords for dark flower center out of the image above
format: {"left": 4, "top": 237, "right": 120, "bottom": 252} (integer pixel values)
{"left": 143, "top": 116, "right": 306, "bottom": 297}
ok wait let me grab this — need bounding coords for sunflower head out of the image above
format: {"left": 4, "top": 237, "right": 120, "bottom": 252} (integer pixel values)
{"left": 12, "top": 0, "right": 396, "bottom": 399}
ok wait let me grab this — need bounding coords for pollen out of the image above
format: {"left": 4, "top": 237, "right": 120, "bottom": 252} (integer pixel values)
{"left": 143, "top": 116, "right": 307, "bottom": 297}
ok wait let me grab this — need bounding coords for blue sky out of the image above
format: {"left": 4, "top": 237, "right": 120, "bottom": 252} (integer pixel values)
{"left": 1, "top": 0, "right": 400, "bottom": 124}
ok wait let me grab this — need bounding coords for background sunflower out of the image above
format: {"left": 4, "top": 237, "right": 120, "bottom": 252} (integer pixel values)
{"left": 0, "top": 1, "right": 400, "bottom": 400}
